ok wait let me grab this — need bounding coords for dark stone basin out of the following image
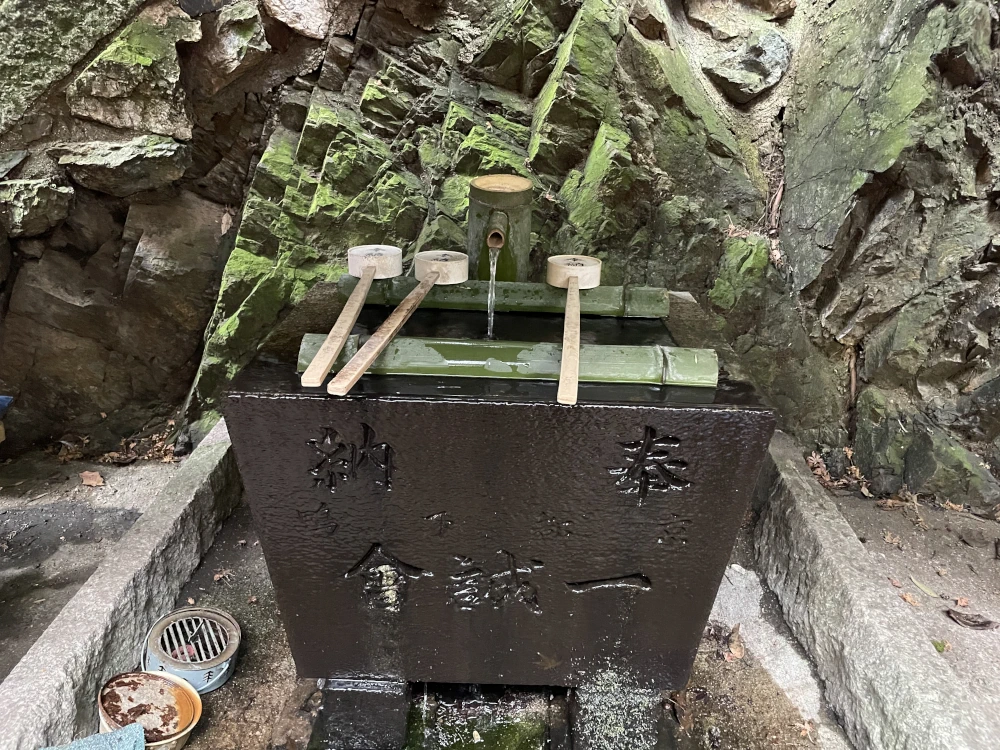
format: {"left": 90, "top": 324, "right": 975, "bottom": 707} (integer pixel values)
{"left": 224, "top": 307, "right": 775, "bottom": 690}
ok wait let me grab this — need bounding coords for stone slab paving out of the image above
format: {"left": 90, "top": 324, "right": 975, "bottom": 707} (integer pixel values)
{"left": 831, "top": 490, "right": 1000, "bottom": 718}
{"left": 756, "top": 431, "right": 1000, "bottom": 750}
{"left": 0, "top": 420, "right": 240, "bottom": 750}
{"left": 0, "top": 452, "right": 177, "bottom": 681}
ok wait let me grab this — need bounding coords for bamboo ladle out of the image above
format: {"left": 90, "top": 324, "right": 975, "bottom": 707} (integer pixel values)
{"left": 301, "top": 245, "right": 403, "bottom": 387}
{"left": 546, "top": 255, "right": 602, "bottom": 406}
{"left": 327, "top": 250, "right": 469, "bottom": 396}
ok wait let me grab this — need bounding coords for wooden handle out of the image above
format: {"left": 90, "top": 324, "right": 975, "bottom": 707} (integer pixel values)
{"left": 301, "top": 266, "right": 376, "bottom": 387}
{"left": 557, "top": 276, "right": 581, "bottom": 405}
{"left": 327, "top": 271, "right": 441, "bottom": 396}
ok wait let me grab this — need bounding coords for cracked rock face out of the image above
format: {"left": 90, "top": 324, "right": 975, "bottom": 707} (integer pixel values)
{"left": 0, "top": 0, "right": 997, "bottom": 510}
{"left": 65, "top": 0, "right": 202, "bottom": 139}
{"left": 0, "top": 179, "right": 74, "bottom": 237}
{"left": 262, "top": 0, "right": 334, "bottom": 39}
{"left": 49, "top": 136, "right": 192, "bottom": 197}
{"left": 188, "top": 0, "right": 271, "bottom": 96}
{"left": 703, "top": 30, "right": 791, "bottom": 104}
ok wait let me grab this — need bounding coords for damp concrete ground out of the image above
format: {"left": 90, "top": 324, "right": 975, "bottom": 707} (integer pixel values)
{"left": 176, "top": 503, "right": 852, "bottom": 750}
{"left": 0, "top": 451, "right": 180, "bottom": 681}
{"left": 832, "top": 491, "right": 1000, "bottom": 716}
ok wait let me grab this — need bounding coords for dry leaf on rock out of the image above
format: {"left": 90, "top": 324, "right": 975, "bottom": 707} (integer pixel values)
{"left": 888, "top": 577, "right": 903, "bottom": 588}
{"left": 79, "top": 470, "right": 104, "bottom": 487}
{"left": 670, "top": 690, "right": 694, "bottom": 732}
{"left": 932, "top": 639, "right": 952, "bottom": 653}
{"left": 878, "top": 496, "right": 907, "bottom": 510}
{"left": 955, "top": 596, "right": 970, "bottom": 608}
{"left": 883, "top": 530, "right": 902, "bottom": 548}
{"left": 946, "top": 609, "right": 999, "bottom": 630}
{"left": 792, "top": 720, "right": 816, "bottom": 743}
{"left": 186, "top": 597, "right": 195, "bottom": 605}
{"left": 941, "top": 500, "right": 964, "bottom": 512}
{"left": 900, "top": 592, "right": 921, "bottom": 607}
{"left": 725, "top": 623, "right": 745, "bottom": 661}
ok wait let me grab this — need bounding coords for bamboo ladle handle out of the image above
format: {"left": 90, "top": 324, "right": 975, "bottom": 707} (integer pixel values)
{"left": 301, "top": 265, "right": 376, "bottom": 387}
{"left": 300, "top": 245, "right": 402, "bottom": 388}
{"left": 327, "top": 272, "right": 439, "bottom": 396}
{"left": 557, "top": 275, "right": 581, "bottom": 405}
{"left": 327, "top": 251, "right": 468, "bottom": 397}
{"left": 547, "top": 255, "right": 602, "bottom": 406}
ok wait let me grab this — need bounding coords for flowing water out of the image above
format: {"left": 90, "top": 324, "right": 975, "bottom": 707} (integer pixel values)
{"left": 486, "top": 246, "right": 500, "bottom": 339}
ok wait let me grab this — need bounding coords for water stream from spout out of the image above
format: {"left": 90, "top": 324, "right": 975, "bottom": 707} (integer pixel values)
{"left": 486, "top": 246, "right": 500, "bottom": 339}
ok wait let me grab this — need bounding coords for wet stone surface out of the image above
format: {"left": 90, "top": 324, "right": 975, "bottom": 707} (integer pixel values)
{"left": 176, "top": 506, "right": 850, "bottom": 749}
{"left": 0, "top": 452, "right": 178, "bottom": 680}
{"left": 833, "top": 490, "right": 1000, "bottom": 715}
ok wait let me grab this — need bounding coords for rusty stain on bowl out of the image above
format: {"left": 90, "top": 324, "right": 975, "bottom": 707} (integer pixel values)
{"left": 100, "top": 672, "right": 196, "bottom": 742}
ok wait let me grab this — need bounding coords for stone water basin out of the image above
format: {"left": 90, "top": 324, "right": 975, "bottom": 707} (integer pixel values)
{"left": 224, "top": 305, "right": 775, "bottom": 690}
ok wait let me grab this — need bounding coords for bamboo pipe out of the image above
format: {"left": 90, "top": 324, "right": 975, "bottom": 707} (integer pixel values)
{"left": 327, "top": 251, "right": 469, "bottom": 396}
{"left": 301, "top": 245, "right": 402, "bottom": 387}
{"left": 546, "top": 255, "right": 602, "bottom": 405}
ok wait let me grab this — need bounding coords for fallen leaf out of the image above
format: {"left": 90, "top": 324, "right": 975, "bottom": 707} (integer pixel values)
{"left": 937, "top": 568, "right": 948, "bottom": 577}
{"left": 725, "top": 624, "right": 745, "bottom": 661}
{"left": 860, "top": 484, "right": 873, "bottom": 498}
{"left": 883, "top": 530, "right": 902, "bottom": 548}
{"left": 247, "top": 595, "right": 258, "bottom": 604}
{"left": 213, "top": 569, "right": 233, "bottom": 583}
{"left": 888, "top": 577, "right": 903, "bottom": 588}
{"left": 878, "top": 496, "right": 907, "bottom": 510}
{"left": 792, "top": 720, "right": 816, "bottom": 744}
{"left": 472, "top": 730, "right": 482, "bottom": 743}
{"left": 946, "top": 609, "right": 999, "bottom": 630}
{"left": 843, "top": 446, "right": 854, "bottom": 460}
{"left": 941, "top": 500, "right": 964, "bottom": 512}
{"left": 910, "top": 576, "right": 938, "bottom": 598}
{"left": 931, "top": 639, "right": 952, "bottom": 653}
{"left": 956, "top": 596, "right": 970, "bottom": 608}
{"left": 100, "top": 412, "right": 107, "bottom": 419}
{"left": 669, "top": 691, "right": 694, "bottom": 733}
{"left": 187, "top": 597, "right": 196, "bottom": 605}
{"left": 79, "top": 471, "right": 104, "bottom": 487}
{"left": 900, "top": 592, "right": 921, "bottom": 607}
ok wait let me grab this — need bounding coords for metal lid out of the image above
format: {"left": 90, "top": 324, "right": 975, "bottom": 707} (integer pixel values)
{"left": 147, "top": 606, "right": 241, "bottom": 671}
{"left": 100, "top": 672, "right": 198, "bottom": 742}
{"left": 469, "top": 174, "right": 533, "bottom": 208}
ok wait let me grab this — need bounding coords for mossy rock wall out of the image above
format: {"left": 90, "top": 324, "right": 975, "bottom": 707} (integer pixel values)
{"left": 0, "top": 0, "right": 996, "bottom": 504}
{"left": 187, "top": 0, "right": 770, "bottom": 417}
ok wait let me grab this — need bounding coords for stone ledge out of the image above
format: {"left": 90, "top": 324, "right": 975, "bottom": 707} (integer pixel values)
{"left": 0, "top": 419, "right": 241, "bottom": 750}
{"left": 755, "top": 431, "right": 1000, "bottom": 750}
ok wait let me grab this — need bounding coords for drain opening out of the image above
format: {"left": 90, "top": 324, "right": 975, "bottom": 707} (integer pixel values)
{"left": 160, "top": 616, "right": 230, "bottom": 664}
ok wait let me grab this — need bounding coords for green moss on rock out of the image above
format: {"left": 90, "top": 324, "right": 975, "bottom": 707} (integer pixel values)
{"left": 904, "top": 422, "right": 1000, "bottom": 509}
{"left": 853, "top": 387, "right": 912, "bottom": 478}
{"left": 528, "top": 0, "right": 624, "bottom": 175}
{"left": 453, "top": 126, "right": 530, "bottom": 176}
{"left": 708, "top": 235, "right": 769, "bottom": 311}
{"left": 65, "top": 2, "right": 202, "bottom": 140}
{"left": 0, "top": 0, "right": 144, "bottom": 133}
